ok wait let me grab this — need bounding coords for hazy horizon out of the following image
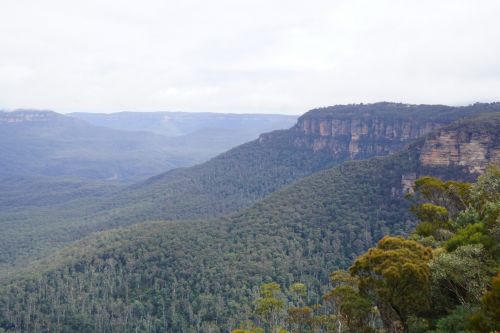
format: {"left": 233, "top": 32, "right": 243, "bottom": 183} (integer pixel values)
{"left": 1, "top": 0, "right": 500, "bottom": 114}
{"left": 2, "top": 100, "right": 499, "bottom": 116}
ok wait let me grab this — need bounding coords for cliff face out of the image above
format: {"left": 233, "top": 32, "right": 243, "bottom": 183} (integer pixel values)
{"left": 292, "top": 116, "right": 441, "bottom": 159}
{"left": 0, "top": 110, "right": 60, "bottom": 123}
{"left": 396, "top": 114, "right": 500, "bottom": 195}
{"left": 419, "top": 123, "right": 500, "bottom": 173}
{"left": 259, "top": 103, "right": 500, "bottom": 168}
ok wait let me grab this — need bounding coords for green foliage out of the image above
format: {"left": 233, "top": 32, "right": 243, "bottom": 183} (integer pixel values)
{"left": 470, "top": 163, "right": 500, "bottom": 207}
{"left": 429, "top": 305, "right": 476, "bottom": 333}
{"left": 322, "top": 270, "right": 375, "bottom": 332}
{"left": 351, "top": 236, "right": 433, "bottom": 332}
{"left": 290, "top": 283, "right": 306, "bottom": 296}
{"left": 330, "top": 270, "right": 359, "bottom": 287}
{"left": 430, "top": 245, "right": 494, "bottom": 305}
{"left": 413, "top": 203, "right": 452, "bottom": 240}
{"left": 255, "top": 283, "right": 285, "bottom": 332}
{"left": 415, "top": 203, "right": 449, "bottom": 223}
{"left": 455, "top": 208, "right": 480, "bottom": 229}
{"left": 469, "top": 274, "right": 500, "bottom": 332}
{"left": 410, "top": 165, "right": 500, "bottom": 332}
{"left": 290, "top": 283, "right": 307, "bottom": 307}
{"left": 412, "top": 177, "right": 471, "bottom": 217}
{"left": 444, "top": 222, "right": 496, "bottom": 252}
{"left": 231, "top": 329, "right": 265, "bottom": 333}
{"left": 287, "top": 307, "right": 314, "bottom": 333}
{"left": 237, "top": 279, "right": 373, "bottom": 333}
{"left": 236, "top": 281, "right": 331, "bottom": 333}
{"left": 324, "top": 285, "right": 374, "bottom": 332}
{"left": 260, "top": 283, "right": 282, "bottom": 298}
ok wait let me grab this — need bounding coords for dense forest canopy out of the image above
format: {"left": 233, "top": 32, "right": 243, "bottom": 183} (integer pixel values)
{"left": 0, "top": 142, "right": 482, "bottom": 332}
{"left": 231, "top": 164, "right": 500, "bottom": 333}
{"left": 1, "top": 162, "right": 497, "bottom": 332}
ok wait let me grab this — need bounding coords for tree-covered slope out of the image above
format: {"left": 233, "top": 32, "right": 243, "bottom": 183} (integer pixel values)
{"left": 0, "top": 103, "right": 497, "bottom": 279}
{"left": 0, "top": 132, "right": 484, "bottom": 332}
{"left": 2, "top": 113, "right": 498, "bottom": 332}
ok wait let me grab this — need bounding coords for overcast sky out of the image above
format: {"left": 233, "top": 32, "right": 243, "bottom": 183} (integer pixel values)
{"left": 1, "top": 0, "right": 500, "bottom": 114}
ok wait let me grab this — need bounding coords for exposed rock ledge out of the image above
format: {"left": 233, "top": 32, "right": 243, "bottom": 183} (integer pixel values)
{"left": 0, "top": 110, "right": 58, "bottom": 123}
{"left": 419, "top": 127, "right": 500, "bottom": 173}
{"left": 293, "top": 116, "right": 442, "bottom": 159}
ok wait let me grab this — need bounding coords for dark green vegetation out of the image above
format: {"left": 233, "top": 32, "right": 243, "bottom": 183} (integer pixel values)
{"left": 0, "top": 144, "right": 476, "bottom": 332}
{"left": 229, "top": 165, "right": 500, "bottom": 333}
{"left": 0, "top": 104, "right": 499, "bottom": 332}
{"left": 0, "top": 102, "right": 480, "bottom": 274}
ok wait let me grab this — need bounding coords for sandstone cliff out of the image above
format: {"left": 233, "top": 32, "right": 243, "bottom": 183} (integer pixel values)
{"left": 419, "top": 115, "right": 500, "bottom": 173}
{"left": 293, "top": 115, "right": 441, "bottom": 158}
{"left": 257, "top": 103, "right": 500, "bottom": 168}
{"left": 276, "top": 102, "right": 498, "bottom": 160}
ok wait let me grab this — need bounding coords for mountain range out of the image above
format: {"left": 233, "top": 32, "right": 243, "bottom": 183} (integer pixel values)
{"left": 0, "top": 103, "right": 499, "bottom": 332}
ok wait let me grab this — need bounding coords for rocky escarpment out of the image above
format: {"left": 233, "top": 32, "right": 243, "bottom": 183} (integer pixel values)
{"left": 419, "top": 115, "right": 500, "bottom": 173}
{"left": 0, "top": 110, "right": 60, "bottom": 123}
{"left": 396, "top": 113, "right": 500, "bottom": 195}
{"left": 294, "top": 115, "right": 441, "bottom": 158}
{"left": 276, "top": 102, "right": 500, "bottom": 160}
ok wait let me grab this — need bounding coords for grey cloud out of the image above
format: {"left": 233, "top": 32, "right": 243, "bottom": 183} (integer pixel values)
{"left": 1, "top": 0, "right": 499, "bottom": 114}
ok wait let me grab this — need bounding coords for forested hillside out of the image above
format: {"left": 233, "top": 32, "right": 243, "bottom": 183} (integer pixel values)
{"left": 230, "top": 165, "right": 500, "bottom": 333}
{"left": 0, "top": 103, "right": 498, "bottom": 280}
{"left": 0, "top": 152, "right": 420, "bottom": 332}
{"left": 2, "top": 113, "right": 497, "bottom": 332}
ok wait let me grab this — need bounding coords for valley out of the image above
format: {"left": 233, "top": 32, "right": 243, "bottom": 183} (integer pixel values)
{"left": 0, "top": 103, "right": 499, "bottom": 332}
{"left": 0, "top": 103, "right": 495, "bottom": 275}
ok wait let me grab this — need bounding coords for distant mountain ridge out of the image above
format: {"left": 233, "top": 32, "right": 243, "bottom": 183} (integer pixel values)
{"left": 0, "top": 109, "right": 189, "bottom": 183}
{"left": 0, "top": 109, "right": 297, "bottom": 185}
{"left": 69, "top": 111, "right": 298, "bottom": 137}
{"left": 0, "top": 109, "right": 64, "bottom": 123}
